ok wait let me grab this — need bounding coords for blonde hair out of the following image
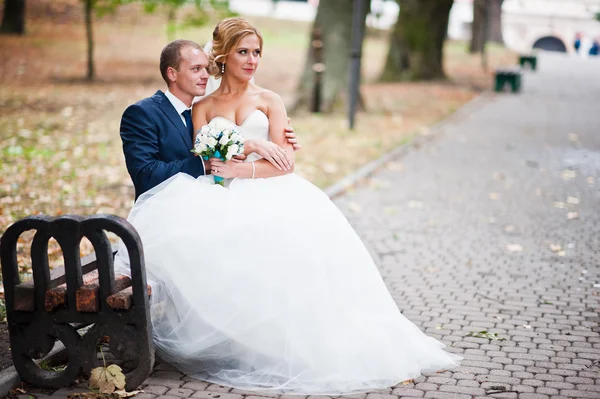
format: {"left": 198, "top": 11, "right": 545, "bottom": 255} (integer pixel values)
{"left": 208, "top": 17, "right": 263, "bottom": 79}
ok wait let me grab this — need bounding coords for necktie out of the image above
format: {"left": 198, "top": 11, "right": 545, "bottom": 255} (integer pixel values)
{"left": 182, "top": 109, "right": 194, "bottom": 138}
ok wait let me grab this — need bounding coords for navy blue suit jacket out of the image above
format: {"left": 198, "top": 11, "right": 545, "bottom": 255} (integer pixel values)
{"left": 120, "top": 90, "right": 205, "bottom": 200}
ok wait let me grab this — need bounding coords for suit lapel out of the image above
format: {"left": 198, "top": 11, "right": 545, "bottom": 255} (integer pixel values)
{"left": 152, "top": 90, "right": 192, "bottom": 149}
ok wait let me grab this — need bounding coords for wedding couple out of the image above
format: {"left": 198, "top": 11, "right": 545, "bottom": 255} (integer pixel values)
{"left": 116, "top": 17, "right": 461, "bottom": 395}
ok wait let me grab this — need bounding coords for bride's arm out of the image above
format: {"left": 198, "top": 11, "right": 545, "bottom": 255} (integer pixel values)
{"left": 214, "top": 92, "right": 294, "bottom": 179}
{"left": 250, "top": 91, "right": 294, "bottom": 178}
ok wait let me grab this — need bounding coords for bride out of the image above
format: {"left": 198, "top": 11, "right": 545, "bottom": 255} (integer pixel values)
{"left": 115, "top": 17, "right": 461, "bottom": 395}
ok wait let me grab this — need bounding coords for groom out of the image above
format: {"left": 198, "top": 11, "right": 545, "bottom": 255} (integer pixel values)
{"left": 120, "top": 39, "right": 300, "bottom": 200}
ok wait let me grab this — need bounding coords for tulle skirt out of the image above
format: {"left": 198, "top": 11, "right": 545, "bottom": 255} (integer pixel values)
{"left": 114, "top": 173, "right": 461, "bottom": 394}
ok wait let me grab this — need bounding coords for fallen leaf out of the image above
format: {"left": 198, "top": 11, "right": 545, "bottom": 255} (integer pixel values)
{"left": 550, "top": 244, "right": 563, "bottom": 252}
{"left": 566, "top": 196, "right": 580, "bottom": 205}
{"left": 115, "top": 390, "right": 143, "bottom": 398}
{"left": 402, "top": 379, "right": 414, "bottom": 385}
{"left": 89, "top": 364, "right": 126, "bottom": 394}
{"left": 347, "top": 202, "right": 362, "bottom": 213}
{"left": 553, "top": 201, "right": 566, "bottom": 209}
{"left": 466, "top": 330, "right": 506, "bottom": 341}
{"left": 506, "top": 244, "right": 524, "bottom": 252}
{"left": 562, "top": 170, "right": 577, "bottom": 180}
{"left": 567, "top": 212, "right": 579, "bottom": 220}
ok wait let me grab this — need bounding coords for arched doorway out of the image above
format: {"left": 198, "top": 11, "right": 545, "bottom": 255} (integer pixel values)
{"left": 532, "top": 36, "right": 567, "bottom": 52}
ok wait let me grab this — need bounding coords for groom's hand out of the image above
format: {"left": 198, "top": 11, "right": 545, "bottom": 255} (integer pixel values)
{"left": 285, "top": 117, "right": 301, "bottom": 151}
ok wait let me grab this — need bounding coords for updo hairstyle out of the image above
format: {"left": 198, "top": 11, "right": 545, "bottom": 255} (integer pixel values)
{"left": 208, "top": 17, "right": 264, "bottom": 79}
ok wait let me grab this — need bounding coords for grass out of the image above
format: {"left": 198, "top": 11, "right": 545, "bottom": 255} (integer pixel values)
{"left": 0, "top": 0, "right": 516, "bottom": 273}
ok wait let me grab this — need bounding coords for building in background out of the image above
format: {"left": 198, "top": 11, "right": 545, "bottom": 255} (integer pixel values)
{"left": 503, "top": 0, "right": 600, "bottom": 54}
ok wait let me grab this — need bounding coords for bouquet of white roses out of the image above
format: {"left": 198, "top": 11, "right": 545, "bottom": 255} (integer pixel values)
{"left": 192, "top": 120, "right": 245, "bottom": 185}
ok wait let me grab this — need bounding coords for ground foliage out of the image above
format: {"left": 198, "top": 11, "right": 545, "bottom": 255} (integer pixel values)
{"left": 0, "top": 0, "right": 515, "bottom": 294}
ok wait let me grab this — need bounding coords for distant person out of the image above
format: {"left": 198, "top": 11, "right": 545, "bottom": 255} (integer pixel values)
{"left": 589, "top": 38, "right": 599, "bottom": 56}
{"left": 574, "top": 32, "right": 582, "bottom": 53}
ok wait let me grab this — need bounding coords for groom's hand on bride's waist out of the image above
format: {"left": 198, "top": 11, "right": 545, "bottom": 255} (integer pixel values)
{"left": 285, "top": 117, "right": 301, "bottom": 151}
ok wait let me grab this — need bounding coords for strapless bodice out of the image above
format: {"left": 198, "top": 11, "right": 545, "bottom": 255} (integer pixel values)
{"left": 209, "top": 110, "right": 269, "bottom": 142}
{"left": 208, "top": 110, "right": 269, "bottom": 163}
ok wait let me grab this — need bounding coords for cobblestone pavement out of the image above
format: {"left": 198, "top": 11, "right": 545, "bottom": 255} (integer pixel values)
{"left": 43, "top": 53, "right": 600, "bottom": 399}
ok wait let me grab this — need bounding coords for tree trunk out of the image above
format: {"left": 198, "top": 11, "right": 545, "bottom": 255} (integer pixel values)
{"left": 84, "top": 0, "right": 94, "bottom": 80}
{"left": 469, "top": 0, "right": 485, "bottom": 53}
{"left": 293, "top": 0, "right": 368, "bottom": 113}
{"left": 470, "top": 0, "right": 503, "bottom": 54}
{"left": 0, "top": 0, "right": 26, "bottom": 35}
{"left": 488, "top": 0, "right": 504, "bottom": 44}
{"left": 380, "top": 0, "right": 453, "bottom": 82}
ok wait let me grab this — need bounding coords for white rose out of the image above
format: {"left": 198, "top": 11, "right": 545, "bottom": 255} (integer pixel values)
{"left": 201, "top": 125, "right": 211, "bottom": 134}
{"left": 209, "top": 119, "right": 230, "bottom": 131}
{"left": 230, "top": 133, "right": 241, "bottom": 143}
{"left": 219, "top": 134, "right": 230, "bottom": 145}
{"left": 207, "top": 137, "right": 217, "bottom": 147}
{"left": 227, "top": 144, "right": 239, "bottom": 159}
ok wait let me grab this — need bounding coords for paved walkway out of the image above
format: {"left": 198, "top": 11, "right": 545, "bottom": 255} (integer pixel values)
{"left": 49, "top": 53, "right": 600, "bottom": 399}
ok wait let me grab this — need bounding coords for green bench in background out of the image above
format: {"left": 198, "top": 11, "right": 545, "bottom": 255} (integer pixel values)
{"left": 495, "top": 67, "right": 522, "bottom": 93}
{"left": 519, "top": 54, "right": 537, "bottom": 71}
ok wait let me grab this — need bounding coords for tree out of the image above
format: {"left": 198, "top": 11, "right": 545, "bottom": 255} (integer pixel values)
{"left": 0, "top": 0, "right": 26, "bottom": 35}
{"left": 81, "top": 0, "right": 232, "bottom": 80}
{"left": 141, "top": 0, "right": 234, "bottom": 42}
{"left": 82, "top": 0, "right": 129, "bottom": 81}
{"left": 294, "top": 0, "right": 369, "bottom": 113}
{"left": 469, "top": 0, "right": 503, "bottom": 54}
{"left": 380, "top": 0, "right": 454, "bottom": 82}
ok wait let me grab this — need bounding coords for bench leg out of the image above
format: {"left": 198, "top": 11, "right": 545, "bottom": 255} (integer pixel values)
{"left": 495, "top": 76, "right": 505, "bottom": 92}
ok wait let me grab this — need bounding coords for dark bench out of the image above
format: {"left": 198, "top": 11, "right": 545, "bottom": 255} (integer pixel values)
{"left": 494, "top": 67, "right": 522, "bottom": 93}
{"left": 0, "top": 214, "right": 153, "bottom": 391}
{"left": 519, "top": 54, "right": 537, "bottom": 71}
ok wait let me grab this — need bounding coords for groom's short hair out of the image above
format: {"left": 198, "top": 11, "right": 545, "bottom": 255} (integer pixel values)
{"left": 160, "top": 39, "right": 203, "bottom": 85}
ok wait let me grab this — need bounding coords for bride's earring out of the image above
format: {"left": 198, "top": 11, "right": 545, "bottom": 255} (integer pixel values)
{"left": 221, "top": 63, "right": 225, "bottom": 74}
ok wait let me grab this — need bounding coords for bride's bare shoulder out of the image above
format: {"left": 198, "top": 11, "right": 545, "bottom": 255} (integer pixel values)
{"left": 255, "top": 87, "right": 284, "bottom": 106}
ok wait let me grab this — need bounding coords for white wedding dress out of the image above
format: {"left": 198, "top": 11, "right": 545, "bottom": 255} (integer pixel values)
{"left": 114, "top": 110, "right": 461, "bottom": 394}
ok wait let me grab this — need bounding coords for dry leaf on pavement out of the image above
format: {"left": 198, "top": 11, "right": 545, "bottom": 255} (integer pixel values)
{"left": 562, "top": 170, "right": 577, "bottom": 180}
{"left": 347, "top": 202, "right": 362, "bottom": 213}
{"left": 89, "top": 365, "right": 126, "bottom": 394}
{"left": 506, "top": 244, "right": 524, "bottom": 252}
